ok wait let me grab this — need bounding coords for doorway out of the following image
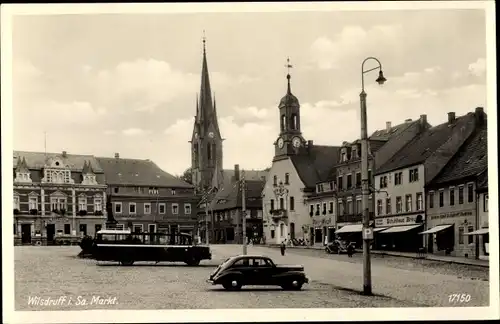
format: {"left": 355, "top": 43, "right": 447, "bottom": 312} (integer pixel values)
{"left": 79, "top": 224, "right": 87, "bottom": 236}
{"left": 290, "top": 222, "right": 295, "bottom": 240}
{"left": 21, "top": 224, "right": 31, "bottom": 244}
{"left": 46, "top": 224, "right": 56, "bottom": 244}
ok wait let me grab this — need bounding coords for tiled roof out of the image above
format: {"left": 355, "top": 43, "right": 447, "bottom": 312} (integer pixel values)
{"left": 477, "top": 170, "right": 488, "bottom": 191}
{"left": 13, "top": 151, "right": 103, "bottom": 173}
{"left": 429, "top": 127, "right": 487, "bottom": 186}
{"left": 375, "top": 113, "right": 476, "bottom": 175}
{"left": 210, "top": 179, "right": 265, "bottom": 211}
{"left": 370, "top": 120, "right": 416, "bottom": 141}
{"left": 96, "top": 157, "right": 193, "bottom": 188}
{"left": 291, "top": 145, "right": 341, "bottom": 188}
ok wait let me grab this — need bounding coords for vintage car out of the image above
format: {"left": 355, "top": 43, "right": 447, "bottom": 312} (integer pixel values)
{"left": 207, "top": 255, "right": 309, "bottom": 291}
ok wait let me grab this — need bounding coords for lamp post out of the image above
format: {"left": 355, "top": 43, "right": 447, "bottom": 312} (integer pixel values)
{"left": 360, "top": 57, "right": 386, "bottom": 296}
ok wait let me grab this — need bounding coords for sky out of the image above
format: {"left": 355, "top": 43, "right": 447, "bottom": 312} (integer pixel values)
{"left": 10, "top": 7, "right": 488, "bottom": 176}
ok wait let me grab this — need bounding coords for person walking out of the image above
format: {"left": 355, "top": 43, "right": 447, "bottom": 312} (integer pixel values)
{"left": 347, "top": 242, "right": 354, "bottom": 257}
{"left": 280, "top": 240, "right": 286, "bottom": 256}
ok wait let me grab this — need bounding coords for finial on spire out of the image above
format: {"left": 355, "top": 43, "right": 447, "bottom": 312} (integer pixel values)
{"left": 202, "top": 30, "right": 206, "bottom": 54}
{"left": 285, "top": 57, "right": 293, "bottom": 94}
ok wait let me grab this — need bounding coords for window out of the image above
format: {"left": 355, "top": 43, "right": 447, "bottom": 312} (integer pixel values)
{"left": 379, "top": 176, "right": 388, "bottom": 189}
{"left": 368, "top": 170, "right": 372, "bottom": 185}
{"left": 429, "top": 191, "right": 434, "bottom": 208}
{"left": 184, "top": 203, "right": 191, "bottom": 214}
{"left": 114, "top": 202, "right": 122, "bottom": 214}
{"left": 347, "top": 174, "right": 352, "bottom": 189}
{"left": 148, "top": 187, "right": 159, "bottom": 195}
{"left": 64, "top": 224, "right": 71, "bottom": 235}
{"left": 439, "top": 190, "right": 444, "bottom": 207}
{"left": 129, "top": 203, "right": 136, "bottom": 214}
{"left": 270, "top": 230, "right": 275, "bottom": 239}
{"left": 449, "top": 187, "right": 455, "bottom": 206}
{"left": 270, "top": 199, "right": 275, "bottom": 211}
{"left": 409, "top": 168, "right": 419, "bottom": 182}
{"left": 29, "top": 197, "right": 38, "bottom": 210}
{"left": 159, "top": 203, "right": 166, "bottom": 214}
{"left": 377, "top": 199, "right": 383, "bottom": 215}
{"left": 416, "top": 193, "right": 423, "bottom": 211}
{"left": 385, "top": 198, "right": 391, "bottom": 214}
{"left": 396, "top": 196, "right": 402, "bottom": 213}
{"left": 280, "top": 198, "right": 284, "bottom": 210}
{"left": 94, "top": 197, "right": 102, "bottom": 211}
{"left": 338, "top": 201, "right": 344, "bottom": 215}
{"left": 114, "top": 187, "right": 119, "bottom": 194}
{"left": 346, "top": 200, "right": 353, "bottom": 214}
{"left": 315, "top": 203, "right": 320, "bottom": 215}
{"left": 78, "top": 196, "right": 87, "bottom": 211}
{"left": 322, "top": 202, "right": 327, "bottom": 214}
{"left": 484, "top": 194, "right": 489, "bottom": 212}
{"left": 14, "top": 195, "right": 20, "bottom": 209}
{"left": 172, "top": 203, "right": 179, "bottom": 214}
{"left": 329, "top": 202, "right": 334, "bottom": 213}
{"left": 458, "top": 186, "right": 464, "bottom": 204}
{"left": 144, "top": 203, "right": 151, "bottom": 214}
{"left": 280, "top": 223, "right": 284, "bottom": 237}
{"left": 337, "top": 176, "right": 343, "bottom": 190}
{"left": 273, "top": 176, "right": 277, "bottom": 186}
{"left": 468, "top": 226, "right": 474, "bottom": 244}
{"left": 133, "top": 224, "right": 143, "bottom": 234}
{"left": 285, "top": 173, "right": 290, "bottom": 185}
{"left": 171, "top": 189, "right": 176, "bottom": 196}
{"left": 356, "top": 198, "right": 362, "bottom": 214}
{"left": 355, "top": 172, "right": 361, "bottom": 187}
{"left": 352, "top": 146, "right": 358, "bottom": 159}
{"left": 467, "top": 183, "right": 474, "bottom": 202}
{"left": 309, "top": 204, "right": 314, "bottom": 215}
{"left": 458, "top": 227, "right": 464, "bottom": 244}
{"left": 394, "top": 172, "right": 402, "bottom": 185}
{"left": 341, "top": 151, "right": 347, "bottom": 162}
{"left": 289, "top": 197, "right": 295, "bottom": 211}
{"left": 329, "top": 181, "right": 334, "bottom": 191}
{"left": 405, "top": 194, "right": 412, "bottom": 212}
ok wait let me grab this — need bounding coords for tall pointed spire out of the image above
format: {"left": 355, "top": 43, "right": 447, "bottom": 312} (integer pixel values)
{"left": 199, "top": 30, "right": 213, "bottom": 124}
{"left": 285, "top": 57, "right": 293, "bottom": 94}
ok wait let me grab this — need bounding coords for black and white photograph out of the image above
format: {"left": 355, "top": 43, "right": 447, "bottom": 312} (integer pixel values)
{"left": 2, "top": 1, "right": 498, "bottom": 323}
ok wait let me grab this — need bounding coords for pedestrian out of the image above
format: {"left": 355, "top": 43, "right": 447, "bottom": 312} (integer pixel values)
{"left": 347, "top": 242, "right": 354, "bottom": 257}
{"left": 280, "top": 240, "right": 286, "bottom": 256}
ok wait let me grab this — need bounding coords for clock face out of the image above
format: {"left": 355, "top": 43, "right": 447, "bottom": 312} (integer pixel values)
{"left": 277, "top": 137, "right": 284, "bottom": 148}
{"left": 292, "top": 137, "right": 301, "bottom": 148}
{"left": 208, "top": 132, "right": 214, "bottom": 138}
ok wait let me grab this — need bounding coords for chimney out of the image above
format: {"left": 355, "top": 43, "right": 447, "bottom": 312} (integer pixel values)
{"left": 234, "top": 164, "right": 240, "bottom": 182}
{"left": 448, "top": 112, "right": 456, "bottom": 124}
{"left": 475, "top": 107, "right": 485, "bottom": 126}
{"left": 62, "top": 151, "right": 67, "bottom": 158}
{"left": 114, "top": 153, "right": 120, "bottom": 159}
{"left": 419, "top": 114, "right": 427, "bottom": 130}
{"left": 386, "top": 121, "right": 392, "bottom": 131}
{"left": 405, "top": 119, "right": 412, "bottom": 123}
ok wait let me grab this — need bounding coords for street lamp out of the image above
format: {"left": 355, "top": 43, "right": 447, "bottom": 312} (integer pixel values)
{"left": 360, "top": 57, "right": 386, "bottom": 296}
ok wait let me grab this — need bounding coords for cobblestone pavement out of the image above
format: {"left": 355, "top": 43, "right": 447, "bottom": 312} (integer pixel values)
{"left": 14, "top": 245, "right": 489, "bottom": 311}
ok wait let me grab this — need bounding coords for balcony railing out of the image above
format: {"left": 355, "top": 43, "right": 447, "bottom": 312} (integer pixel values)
{"left": 270, "top": 209, "right": 288, "bottom": 221}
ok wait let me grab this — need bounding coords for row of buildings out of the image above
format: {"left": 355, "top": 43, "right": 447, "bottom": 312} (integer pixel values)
{"left": 13, "top": 151, "right": 197, "bottom": 245}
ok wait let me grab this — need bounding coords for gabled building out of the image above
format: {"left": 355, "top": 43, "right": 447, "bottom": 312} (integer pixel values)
{"left": 97, "top": 154, "right": 197, "bottom": 236}
{"left": 373, "top": 108, "right": 486, "bottom": 253}
{"left": 423, "top": 122, "right": 487, "bottom": 258}
{"left": 13, "top": 151, "right": 107, "bottom": 245}
{"left": 262, "top": 71, "right": 341, "bottom": 245}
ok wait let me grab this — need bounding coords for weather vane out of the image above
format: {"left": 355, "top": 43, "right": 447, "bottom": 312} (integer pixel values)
{"left": 285, "top": 57, "right": 293, "bottom": 75}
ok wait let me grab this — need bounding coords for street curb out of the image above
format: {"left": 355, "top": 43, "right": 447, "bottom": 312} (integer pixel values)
{"left": 264, "top": 244, "right": 489, "bottom": 268}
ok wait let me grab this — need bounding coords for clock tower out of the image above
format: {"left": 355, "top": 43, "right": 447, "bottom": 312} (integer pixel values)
{"left": 274, "top": 58, "right": 306, "bottom": 161}
{"left": 190, "top": 36, "right": 223, "bottom": 192}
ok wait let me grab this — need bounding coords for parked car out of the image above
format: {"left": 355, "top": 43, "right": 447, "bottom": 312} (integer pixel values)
{"left": 325, "top": 240, "right": 352, "bottom": 254}
{"left": 207, "top": 255, "right": 309, "bottom": 291}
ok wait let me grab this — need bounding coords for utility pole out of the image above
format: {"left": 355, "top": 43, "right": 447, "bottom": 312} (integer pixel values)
{"left": 204, "top": 190, "right": 210, "bottom": 245}
{"left": 241, "top": 170, "right": 247, "bottom": 255}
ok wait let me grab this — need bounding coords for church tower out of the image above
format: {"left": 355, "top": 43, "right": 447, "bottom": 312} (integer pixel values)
{"left": 273, "top": 58, "right": 306, "bottom": 160}
{"left": 190, "top": 35, "right": 223, "bottom": 192}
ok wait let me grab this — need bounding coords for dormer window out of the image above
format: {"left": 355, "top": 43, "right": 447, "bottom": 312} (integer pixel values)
{"left": 42, "top": 168, "right": 74, "bottom": 184}
{"left": 351, "top": 146, "right": 358, "bottom": 159}
{"left": 341, "top": 150, "right": 347, "bottom": 162}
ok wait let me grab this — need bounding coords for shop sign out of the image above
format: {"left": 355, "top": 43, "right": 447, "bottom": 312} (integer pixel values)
{"left": 429, "top": 211, "right": 473, "bottom": 220}
{"left": 375, "top": 215, "right": 423, "bottom": 227}
{"left": 312, "top": 217, "right": 333, "bottom": 226}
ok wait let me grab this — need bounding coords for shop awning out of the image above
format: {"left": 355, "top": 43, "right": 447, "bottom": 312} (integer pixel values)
{"left": 419, "top": 224, "right": 453, "bottom": 235}
{"left": 379, "top": 224, "right": 422, "bottom": 234}
{"left": 336, "top": 224, "right": 363, "bottom": 234}
{"left": 464, "top": 228, "right": 489, "bottom": 235}
{"left": 373, "top": 227, "right": 388, "bottom": 232}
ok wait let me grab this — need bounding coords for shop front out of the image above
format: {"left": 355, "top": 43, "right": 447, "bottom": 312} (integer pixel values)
{"left": 421, "top": 209, "right": 476, "bottom": 257}
{"left": 465, "top": 228, "right": 489, "bottom": 260}
{"left": 311, "top": 215, "right": 334, "bottom": 246}
{"left": 374, "top": 214, "right": 425, "bottom": 252}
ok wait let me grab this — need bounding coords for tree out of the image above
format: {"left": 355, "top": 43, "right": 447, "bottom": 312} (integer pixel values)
{"left": 179, "top": 167, "right": 193, "bottom": 184}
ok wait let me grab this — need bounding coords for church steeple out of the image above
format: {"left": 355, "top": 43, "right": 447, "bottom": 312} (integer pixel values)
{"left": 199, "top": 31, "right": 213, "bottom": 126}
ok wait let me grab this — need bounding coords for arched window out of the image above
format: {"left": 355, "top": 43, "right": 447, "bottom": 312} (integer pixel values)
{"left": 273, "top": 175, "right": 277, "bottom": 186}
{"left": 291, "top": 114, "right": 298, "bottom": 130}
{"left": 285, "top": 173, "right": 290, "bottom": 184}
{"left": 280, "top": 115, "right": 286, "bottom": 131}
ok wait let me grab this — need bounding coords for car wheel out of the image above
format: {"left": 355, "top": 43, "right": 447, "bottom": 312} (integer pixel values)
{"left": 185, "top": 257, "right": 200, "bottom": 266}
{"left": 120, "top": 260, "right": 134, "bottom": 266}
{"left": 223, "top": 278, "right": 242, "bottom": 291}
{"left": 282, "top": 278, "right": 304, "bottom": 291}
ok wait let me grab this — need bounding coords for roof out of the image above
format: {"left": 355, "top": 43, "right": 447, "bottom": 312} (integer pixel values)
{"left": 210, "top": 179, "right": 265, "bottom": 211}
{"left": 291, "top": 145, "right": 341, "bottom": 188}
{"left": 477, "top": 170, "right": 488, "bottom": 192}
{"left": 13, "top": 151, "right": 104, "bottom": 173}
{"left": 96, "top": 157, "right": 193, "bottom": 188}
{"left": 217, "top": 169, "right": 268, "bottom": 192}
{"left": 369, "top": 120, "right": 418, "bottom": 141}
{"left": 375, "top": 113, "right": 476, "bottom": 175}
{"left": 429, "top": 127, "right": 487, "bottom": 186}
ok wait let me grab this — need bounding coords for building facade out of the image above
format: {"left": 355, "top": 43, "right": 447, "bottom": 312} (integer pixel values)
{"left": 13, "top": 151, "right": 107, "bottom": 245}
{"left": 475, "top": 172, "right": 489, "bottom": 260}
{"left": 424, "top": 124, "right": 487, "bottom": 258}
{"left": 374, "top": 108, "right": 486, "bottom": 253}
{"left": 305, "top": 178, "right": 336, "bottom": 246}
{"left": 97, "top": 154, "right": 198, "bottom": 236}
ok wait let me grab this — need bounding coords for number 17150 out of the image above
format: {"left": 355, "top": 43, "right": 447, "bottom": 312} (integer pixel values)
{"left": 449, "top": 293, "right": 471, "bottom": 303}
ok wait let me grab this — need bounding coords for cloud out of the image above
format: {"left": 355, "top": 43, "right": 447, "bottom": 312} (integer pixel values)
{"left": 309, "top": 25, "right": 403, "bottom": 70}
{"left": 468, "top": 58, "right": 486, "bottom": 76}
{"left": 122, "top": 128, "right": 151, "bottom": 136}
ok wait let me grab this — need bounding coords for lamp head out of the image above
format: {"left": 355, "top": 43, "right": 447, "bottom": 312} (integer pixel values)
{"left": 376, "top": 70, "right": 387, "bottom": 85}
